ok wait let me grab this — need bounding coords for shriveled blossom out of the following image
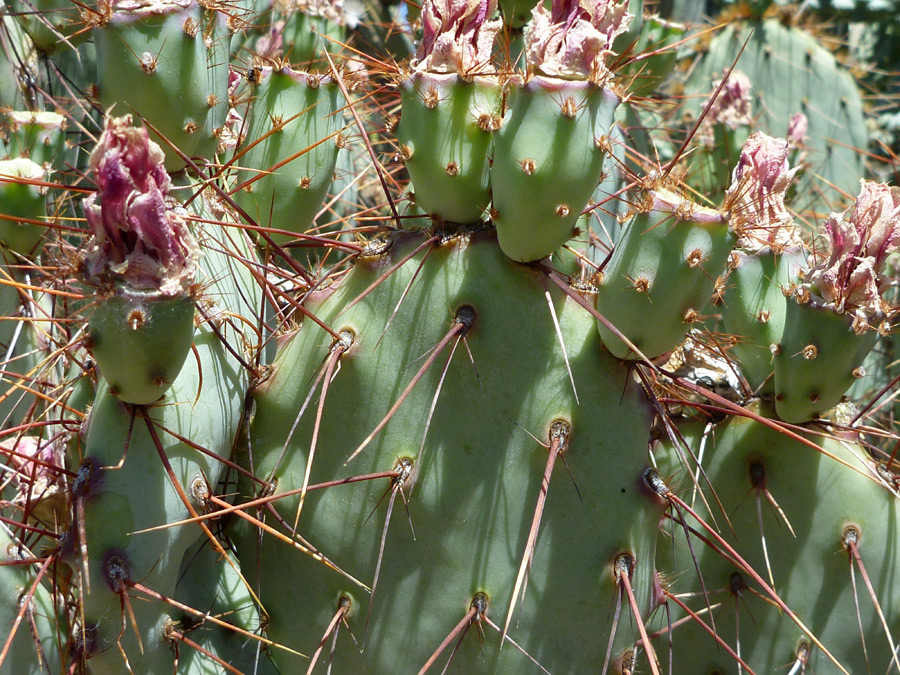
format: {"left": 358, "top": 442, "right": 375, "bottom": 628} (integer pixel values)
{"left": 525, "top": 0, "right": 632, "bottom": 81}
{"left": 83, "top": 115, "right": 196, "bottom": 295}
{"left": 804, "top": 179, "right": 900, "bottom": 325}
{"left": 787, "top": 112, "right": 807, "bottom": 148}
{"left": 414, "top": 0, "right": 501, "bottom": 75}
{"left": 724, "top": 131, "right": 802, "bottom": 252}
{"left": 705, "top": 69, "right": 752, "bottom": 130}
{"left": 0, "top": 436, "right": 65, "bottom": 510}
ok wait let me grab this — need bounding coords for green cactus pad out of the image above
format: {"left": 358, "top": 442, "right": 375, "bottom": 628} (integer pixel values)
{"left": 234, "top": 67, "right": 342, "bottom": 242}
{"left": 234, "top": 230, "right": 663, "bottom": 673}
{"left": 396, "top": 73, "right": 500, "bottom": 224}
{"left": 0, "top": 157, "right": 47, "bottom": 255}
{"left": 774, "top": 299, "right": 877, "bottom": 423}
{"left": 684, "top": 18, "right": 868, "bottom": 214}
{"left": 93, "top": 0, "right": 229, "bottom": 172}
{"left": 654, "top": 408, "right": 900, "bottom": 674}
{"left": 720, "top": 247, "right": 806, "bottom": 394}
{"left": 87, "top": 290, "right": 196, "bottom": 405}
{"left": 2, "top": 111, "right": 69, "bottom": 170}
{"left": 491, "top": 77, "right": 619, "bottom": 262}
{"left": 76, "top": 212, "right": 261, "bottom": 673}
{"left": 595, "top": 186, "right": 733, "bottom": 360}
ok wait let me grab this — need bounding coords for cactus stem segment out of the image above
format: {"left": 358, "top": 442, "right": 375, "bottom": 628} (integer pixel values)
{"left": 841, "top": 524, "right": 900, "bottom": 672}
{"left": 614, "top": 551, "right": 661, "bottom": 675}
{"left": 502, "top": 418, "right": 572, "bottom": 645}
{"left": 345, "top": 306, "right": 476, "bottom": 465}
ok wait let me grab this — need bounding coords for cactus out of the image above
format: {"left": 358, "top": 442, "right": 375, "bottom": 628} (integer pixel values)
{"left": 1, "top": 0, "right": 899, "bottom": 673}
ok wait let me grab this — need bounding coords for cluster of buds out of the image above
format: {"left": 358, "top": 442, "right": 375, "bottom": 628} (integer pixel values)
{"left": 803, "top": 180, "right": 900, "bottom": 330}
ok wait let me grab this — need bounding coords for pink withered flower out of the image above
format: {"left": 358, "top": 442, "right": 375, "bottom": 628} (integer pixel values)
{"left": 415, "top": 0, "right": 501, "bottom": 75}
{"left": 787, "top": 112, "right": 807, "bottom": 148}
{"left": 0, "top": 436, "right": 65, "bottom": 512}
{"left": 83, "top": 115, "right": 196, "bottom": 295}
{"left": 724, "top": 131, "right": 801, "bottom": 252}
{"left": 705, "top": 69, "right": 752, "bottom": 130}
{"left": 525, "top": 0, "right": 632, "bottom": 82}
{"left": 804, "top": 179, "right": 900, "bottom": 327}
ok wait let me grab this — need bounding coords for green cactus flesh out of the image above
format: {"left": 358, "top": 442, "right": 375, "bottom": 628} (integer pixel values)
{"left": 653, "top": 408, "right": 900, "bottom": 674}
{"left": 234, "top": 67, "right": 342, "bottom": 241}
{"left": 594, "top": 185, "right": 733, "bottom": 360}
{"left": 233, "top": 230, "right": 664, "bottom": 673}
{"left": 93, "top": 0, "right": 229, "bottom": 172}
{"left": 491, "top": 78, "right": 619, "bottom": 262}
{"left": 396, "top": 73, "right": 500, "bottom": 225}
{"left": 86, "top": 291, "right": 195, "bottom": 405}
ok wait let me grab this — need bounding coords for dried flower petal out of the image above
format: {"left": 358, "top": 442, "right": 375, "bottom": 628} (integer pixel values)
{"left": 83, "top": 115, "right": 196, "bottom": 295}
{"left": 724, "top": 131, "right": 801, "bottom": 252}
{"left": 805, "top": 179, "right": 900, "bottom": 324}
{"left": 0, "top": 436, "right": 65, "bottom": 508}
{"left": 787, "top": 112, "right": 807, "bottom": 147}
{"left": 415, "top": 0, "right": 501, "bottom": 75}
{"left": 705, "top": 69, "right": 752, "bottom": 130}
{"left": 525, "top": 0, "right": 632, "bottom": 81}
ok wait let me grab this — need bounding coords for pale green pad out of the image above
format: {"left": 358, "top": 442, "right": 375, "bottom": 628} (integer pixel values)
{"left": 396, "top": 73, "right": 500, "bottom": 224}
{"left": 235, "top": 231, "right": 662, "bottom": 673}
{"left": 492, "top": 78, "right": 619, "bottom": 262}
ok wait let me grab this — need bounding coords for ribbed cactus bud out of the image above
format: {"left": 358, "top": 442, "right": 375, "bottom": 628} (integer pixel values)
{"left": 595, "top": 181, "right": 733, "bottom": 360}
{"left": 394, "top": 0, "right": 502, "bottom": 224}
{"left": 258, "top": 0, "right": 346, "bottom": 68}
{"left": 2, "top": 111, "right": 68, "bottom": 170}
{"left": 93, "top": 0, "right": 229, "bottom": 172}
{"left": 775, "top": 179, "right": 900, "bottom": 422}
{"left": 491, "top": 0, "right": 630, "bottom": 262}
{"left": 83, "top": 115, "right": 197, "bottom": 405}
{"left": 0, "top": 157, "right": 47, "bottom": 255}
{"left": 233, "top": 66, "right": 342, "bottom": 242}
{"left": 693, "top": 69, "right": 754, "bottom": 194}
{"left": 720, "top": 131, "right": 806, "bottom": 393}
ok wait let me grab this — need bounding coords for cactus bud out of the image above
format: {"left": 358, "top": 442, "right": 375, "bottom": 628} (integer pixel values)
{"left": 83, "top": 115, "right": 197, "bottom": 296}
{"left": 83, "top": 116, "right": 198, "bottom": 405}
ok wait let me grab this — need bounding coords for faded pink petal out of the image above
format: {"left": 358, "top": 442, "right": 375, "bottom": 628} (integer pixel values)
{"left": 0, "top": 436, "right": 65, "bottom": 507}
{"left": 706, "top": 69, "right": 752, "bottom": 130}
{"left": 787, "top": 112, "right": 807, "bottom": 147}
{"left": 724, "top": 131, "right": 801, "bottom": 252}
{"left": 415, "top": 0, "right": 501, "bottom": 75}
{"left": 805, "top": 179, "right": 900, "bottom": 323}
{"left": 526, "top": 0, "right": 632, "bottom": 81}
{"left": 84, "top": 115, "right": 196, "bottom": 294}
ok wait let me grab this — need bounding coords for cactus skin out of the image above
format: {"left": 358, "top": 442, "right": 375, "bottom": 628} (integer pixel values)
{"left": 233, "top": 230, "right": 663, "bottom": 673}
{"left": 595, "top": 184, "right": 733, "bottom": 360}
{"left": 492, "top": 79, "right": 619, "bottom": 261}
{"left": 396, "top": 73, "right": 500, "bottom": 224}
{"left": 93, "top": 0, "right": 229, "bottom": 171}
{"left": 654, "top": 408, "right": 900, "bottom": 674}
{"left": 86, "top": 292, "right": 196, "bottom": 404}
{"left": 234, "top": 67, "right": 342, "bottom": 241}
{"left": 2, "top": 0, "right": 900, "bottom": 673}
{"left": 0, "top": 158, "right": 47, "bottom": 255}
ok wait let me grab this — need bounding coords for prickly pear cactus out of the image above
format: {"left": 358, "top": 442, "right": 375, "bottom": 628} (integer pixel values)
{"left": 1, "top": 0, "right": 899, "bottom": 673}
